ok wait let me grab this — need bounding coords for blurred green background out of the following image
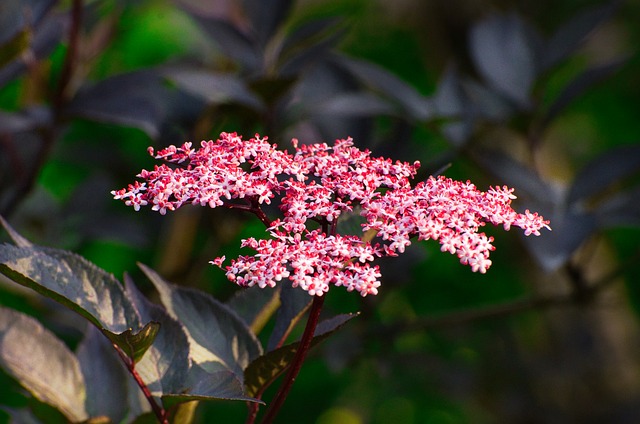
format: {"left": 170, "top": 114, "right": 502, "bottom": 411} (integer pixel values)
{"left": 1, "top": 0, "right": 640, "bottom": 422}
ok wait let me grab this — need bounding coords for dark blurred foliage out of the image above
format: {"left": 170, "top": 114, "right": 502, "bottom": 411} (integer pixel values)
{"left": 1, "top": 0, "right": 640, "bottom": 423}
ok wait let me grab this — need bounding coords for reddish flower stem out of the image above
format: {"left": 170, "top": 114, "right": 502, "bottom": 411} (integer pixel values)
{"left": 113, "top": 344, "right": 169, "bottom": 424}
{"left": 258, "top": 294, "right": 326, "bottom": 424}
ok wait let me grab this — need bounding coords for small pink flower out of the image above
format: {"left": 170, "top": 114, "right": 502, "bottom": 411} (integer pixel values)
{"left": 114, "top": 133, "right": 550, "bottom": 296}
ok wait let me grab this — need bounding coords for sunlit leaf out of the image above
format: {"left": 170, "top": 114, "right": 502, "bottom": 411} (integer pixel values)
{"left": 124, "top": 274, "right": 191, "bottom": 400}
{"left": 244, "top": 313, "right": 357, "bottom": 397}
{"left": 0, "top": 307, "right": 88, "bottom": 422}
{"left": 0, "top": 244, "right": 140, "bottom": 333}
{"left": 139, "top": 264, "right": 263, "bottom": 380}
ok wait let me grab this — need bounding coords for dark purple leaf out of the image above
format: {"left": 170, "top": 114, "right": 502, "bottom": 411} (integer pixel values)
{"left": 542, "top": 2, "right": 618, "bottom": 71}
{"left": 244, "top": 313, "right": 357, "bottom": 397}
{"left": 76, "top": 326, "right": 133, "bottom": 422}
{"left": 277, "top": 17, "right": 344, "bottom": 76}
{"left": 0, "top": 10, "right": 65, "bottom": 86}
{"left": 595, "top": 186, "right": 640, "bottom": 228}
{"left": 140, "top": 264, "right": 263, "bottom": 380}
{"left": 538, "top": 58, "right": 627, "bottom": 134}
{"left": 267, "top": 281, "right": 312, "bottom": 351}
{"left": 225, "top": 285, "right": 280, "bottom": 334}
{"left": 567, "top": 144, "right": 640, "bottom": 205}
{"left": 335, "top": 56, "right": 432, "bottom": 120}
{"left": 65, "top": 71, "right": 203, "bottom": 139}
{"left": 161, "top": 67, "right": 264, "bottom": 110}
{"left": 469, "top": 13, "right": 537, "bottom": 108}
{"left": 521, "top": 207, "right": 596, "bottom": 271}
{"left": 472, "top": 148, "right": 556, "bottom": 204}
{"left": 0, "top": 0, "right": 57, "bottom": 45}
{"left": 190, "top": 15, "right": 261, "bottom": 71}
{"left": 243, "top": 0, "right": 294, "bottom": 47}
{"left": 308, "top": 93, "right": 395, "bottom": 117}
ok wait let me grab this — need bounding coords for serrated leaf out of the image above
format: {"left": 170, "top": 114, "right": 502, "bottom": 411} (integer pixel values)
{"left": 244, "top": 313, "right": 357, "bottom": 397}
{"left": 336, "top": 56, "right": 432, "bottom": 120}
{"left": 124, "top": 274, "right": 191, "bottom": 400}
{"left": 469, "top": 13, "right": 536, "bottom": 108}
{"left": 0, "top": 307, "right": 88, "bottom": 422}
{"left": 267, "top": 282, "right": 312, "bottom": 351}
{"left": 0, "top": 244, "right": 141, "bottom": 334}
{"left": 225, "top": 285, "right": 281, "bottom": 335}
{"left": 542, "top": 2, "right": 618, "bottom": 71}
{"left": 139, "top": 264, "right": 263, "bottom": 381}
{"left": 161, "top": 67, "right": 264, "bottom": 110}
{"left": 567, "top": 144, "right": 640, "bottom": 205}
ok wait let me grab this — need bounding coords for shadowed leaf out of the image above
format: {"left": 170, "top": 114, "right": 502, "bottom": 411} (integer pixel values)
{"left": 139, "top": 264, "right": 263, "bottom": 380}
{"left": 245, "top": 313, "right": 357, "bottom": 397}
{"left": 542, "top": 2, "right": 618, "bottom": 70}
{"left": 567, "top": 144, "right": 640, "bottom": 205}
{"left": 469, "top": 13, "right": 537, "bottom": 108}
{"left": 225, "top": 285, "right": 281, "bottom": 335}
{"left": 267, "top": 281, "right": 312, "bottom": 351}
{"left": 0, "top": 307, "right": 88, "bottom": 422}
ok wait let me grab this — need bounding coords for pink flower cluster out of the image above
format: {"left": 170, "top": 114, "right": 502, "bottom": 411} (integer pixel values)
{"left": 112, "top": 132, "right": 550, "bottom": 296}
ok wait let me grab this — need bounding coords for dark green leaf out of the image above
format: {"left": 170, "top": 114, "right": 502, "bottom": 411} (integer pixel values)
{"left": 0, "top": 307, "right": 88, "bottom": 422}
{"left": 245, "top": 313, "right": 357, "bottom": 397}
{"left": 267, "top": 282, "right": 312, "bottom": 351}
{"left": 542, "top": 3, "right": 618, "bottom": 70}
{"left": 225, "top": 285, "right": 281, "bottom": 335}
{"left": 469, "top": 13, "right": 536, "bottom": 108}
{"left": 567, "top": 144, "right": 640, "bottom": 205}
{"left": 139, "top": 264, "right": 263, "bottom": 380}
{"left": 279, "top": 26, "right": 345, "bottom": 76}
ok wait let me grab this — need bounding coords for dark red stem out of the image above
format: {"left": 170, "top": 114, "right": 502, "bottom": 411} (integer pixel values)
{"left": 259, "top": 294, "right": 326, "bottom": 424}
{"left": 113, "top": 344, "right": 169, "bottom": 424}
